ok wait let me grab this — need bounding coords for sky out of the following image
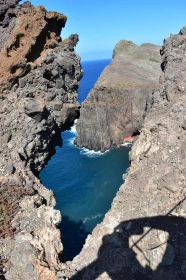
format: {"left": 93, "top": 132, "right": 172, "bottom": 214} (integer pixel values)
{"left": 21, "top": 0, "right": 186, "bottom": 61}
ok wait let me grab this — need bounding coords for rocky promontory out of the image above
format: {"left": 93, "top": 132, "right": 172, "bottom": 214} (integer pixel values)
{"left": 75, "top": 41, "right": 161, "bottom": 152}
{"left": 0, "top": 1, "right": 82, "bottom": 279}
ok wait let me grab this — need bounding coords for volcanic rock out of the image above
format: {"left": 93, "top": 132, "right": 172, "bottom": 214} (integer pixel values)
{"left": 0, "top": 1, "right": 83, "bottom": 279}
{"left": 68, "top": 28, "right": 186, "bottom": 280}
{"left": 75, "top": 40, "right": 161, "bottom": 151}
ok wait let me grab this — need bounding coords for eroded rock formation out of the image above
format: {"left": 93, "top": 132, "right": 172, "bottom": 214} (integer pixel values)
{"left": 75, "top": 41, "right": 161, "bottom": 152}
{"left": 67, "top": 30, "right": 186, "bottom": 279}
{"left": 0, "top": 1, "right": 82, "bottom": 279}
{"left": 1, "top": 0, "right": 186, "bottom": 279}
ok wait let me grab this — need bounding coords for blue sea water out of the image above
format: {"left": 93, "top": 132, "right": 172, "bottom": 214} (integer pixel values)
{"left": 39, "top": 59, "right": 130, "bottom": 262}
{"left": 78, "top": 59, "right": 111, "bottom": 103}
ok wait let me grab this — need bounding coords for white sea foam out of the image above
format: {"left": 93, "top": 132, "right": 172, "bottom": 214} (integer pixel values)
{"left": 66, "top": 123, "right": 77, "bottom": 145}
{"left": 68, "top": 122, "right": 109, "bottom": 157}
{"left": 82, "top": 213, "right": 104, "bottom": 224}
{"left": 70, "top": 123, "right": 77, "bottom": 134}
{"left": 80, "top": 147, "right": 109, "bottom": 158}
{"left": 121, "top": 142, "right": 132, "bottom": 147}
{"left": 67, "top": 136, "right": 76, "bottom": 145}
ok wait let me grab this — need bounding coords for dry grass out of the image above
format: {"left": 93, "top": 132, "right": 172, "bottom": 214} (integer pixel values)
{"left": 149, "top": 57, "right": 159, "bottom": 63}
{"left": 115, "top": 81, "right": 140, "bottom": 89}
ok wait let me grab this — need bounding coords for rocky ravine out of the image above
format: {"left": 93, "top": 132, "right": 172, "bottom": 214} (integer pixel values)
{"left": 67, "top": 29, "right": 186, "bottom": 279}
{"left": 0, "top": 1, "right": 83, "bottom": 279}
{"left": 75, "top": 41, "right": 161, "bottom": 152}
{"left": 1, "top": 1, "right": 186, "bottom": 280}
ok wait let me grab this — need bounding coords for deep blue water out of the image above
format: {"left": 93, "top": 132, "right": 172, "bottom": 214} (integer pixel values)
{"left": 40, "top": 59, "right": 130, "bottom": 262}
{"left": 78, "top": 59, "right": 111, "bottom": 103}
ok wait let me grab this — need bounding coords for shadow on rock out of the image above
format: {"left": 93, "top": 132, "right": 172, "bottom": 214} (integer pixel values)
{"left": 71, "top": 215, "right": 186, "bottom": 280}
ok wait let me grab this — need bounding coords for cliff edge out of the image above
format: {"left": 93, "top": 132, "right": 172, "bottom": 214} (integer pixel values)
{"left": 75, "top": 40, "right": 161, "bottom": 152}
{"left": 0, "top": 1, "right": 82, "bottom": 279}
{"left": 67, "top": 29, "right": 186, "bottom": 279}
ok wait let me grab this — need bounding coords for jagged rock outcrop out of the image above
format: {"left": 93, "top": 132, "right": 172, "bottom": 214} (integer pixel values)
{"left": 0, "top": 1, "right": 82, "bottom": 279}
{"left": 2, "top": 0, "right": 186, "bottom": 279}
{"left": 75, "top": 41, "right": 161, "bottom": 152}
{"left": 66, "top": 29, "right": 186, "bottom": 279}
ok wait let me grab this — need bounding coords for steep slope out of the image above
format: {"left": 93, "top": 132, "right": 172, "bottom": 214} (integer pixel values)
{"left": 0, "top": 1, "right": 82, "bottom": 279}
{"left": 67, "top": 29, "right": 186, "bottom": 279}
{"left": 75, "top": 41, "right": 161, "bottom": 152}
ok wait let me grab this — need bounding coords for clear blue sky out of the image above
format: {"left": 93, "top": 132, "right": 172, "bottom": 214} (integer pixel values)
{"left": 21, "top": 0, "right": 186, "bottom": 61}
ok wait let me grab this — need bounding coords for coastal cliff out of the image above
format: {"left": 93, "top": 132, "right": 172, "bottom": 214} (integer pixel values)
{"left": 1, "top": 1, "right": 186, "bottom": 280}
{"left": 67, "top": 29, "right": 186, "bottom": 279}
{"left": 75, "top": 41, "right": 161, "bottom": 152}
{"left": 0, "top": 1, "right": 82, "bottom": 279}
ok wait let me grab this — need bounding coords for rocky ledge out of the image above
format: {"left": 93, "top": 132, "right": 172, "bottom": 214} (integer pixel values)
{"left": 67, "top": 29, "right": 186, "bottom": 279}
{"left": 75, "top": 41, "right": 161, "bottom": 152}
{"left": 0, "top": 1, "right": 82, "bottom": 279}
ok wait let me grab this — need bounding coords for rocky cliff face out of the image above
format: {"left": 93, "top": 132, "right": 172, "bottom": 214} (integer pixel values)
{"left": 75, "top": 41, "right": 161, "bottom": 152}
{"left": 0, "top": 1, "right": 82, "bottom": 279}
{"left": 67, "top": 29, "right": 186, "bottom": 279}
{"left": 1, "top": 1, "right": 186, "bottom": 279}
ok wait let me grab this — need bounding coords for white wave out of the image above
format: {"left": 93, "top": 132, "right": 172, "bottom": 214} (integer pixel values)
{"left": 67, "top": 122, "right": 109, "bottom": 157}
{"left": 121, "top": 142, "right": 132, "bottom": 147}
{"left": 66, "top": 123, "right": 77, "bottom": 146}
{"left": 70, "top": 123, "right": 77, "bottom": 134}
{"left": 80, "top": 147, "right": 109, "bottom": 158}
{"left": 82, "top": 213, "right": 104, "bottom": 224}
{"left": 67, "top": 137, "right": 76, "bottom": 145}
{"left": 66, "top": 140, "right": 108, "bottom": 156}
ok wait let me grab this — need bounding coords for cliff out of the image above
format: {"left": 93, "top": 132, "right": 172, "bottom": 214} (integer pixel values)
{"left": 1, "top": 1, "right": 186, "bottom": 279}
{"left": 0, "top": 1, "right": 82, "bottom": 279}
{"left": 75, "top": 41, "right": 161, "bottom": 152}
{"left": 67, "top": 29, "right": 186, "bottom": 279}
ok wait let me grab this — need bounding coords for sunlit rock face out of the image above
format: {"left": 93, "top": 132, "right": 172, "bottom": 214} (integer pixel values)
{"left": 75, "top": 41, "right": 161, "bottom": 152}
{"left": 0, "top": 1, "right": 83, "bottom": 279}
{"left": 66, "top": 29, "right": 186, "bottom": 280}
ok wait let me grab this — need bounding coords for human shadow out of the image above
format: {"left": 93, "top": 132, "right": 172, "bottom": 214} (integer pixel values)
{"left": 70, "top": 214, "right": 186, "bottom": 280}
{"left": 58, "top": 216, "right": 90, "bottom": 262}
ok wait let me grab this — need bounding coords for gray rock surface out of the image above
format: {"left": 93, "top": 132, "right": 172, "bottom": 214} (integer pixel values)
{"left": 75, "top": 40, "right": 161, "bottom": 151}
{"left": 66, "top": 29, "right": 186, "bottom": 279}
{"left": 0, "top": 1, "right": 82, "bottom": 279}
{"left": 1, "top": 1, "right": 186, "bottom": 280}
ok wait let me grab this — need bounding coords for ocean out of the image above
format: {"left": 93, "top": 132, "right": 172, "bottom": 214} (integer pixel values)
{"left": 39, "top": 59, "right": 130, "bottom": 262}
